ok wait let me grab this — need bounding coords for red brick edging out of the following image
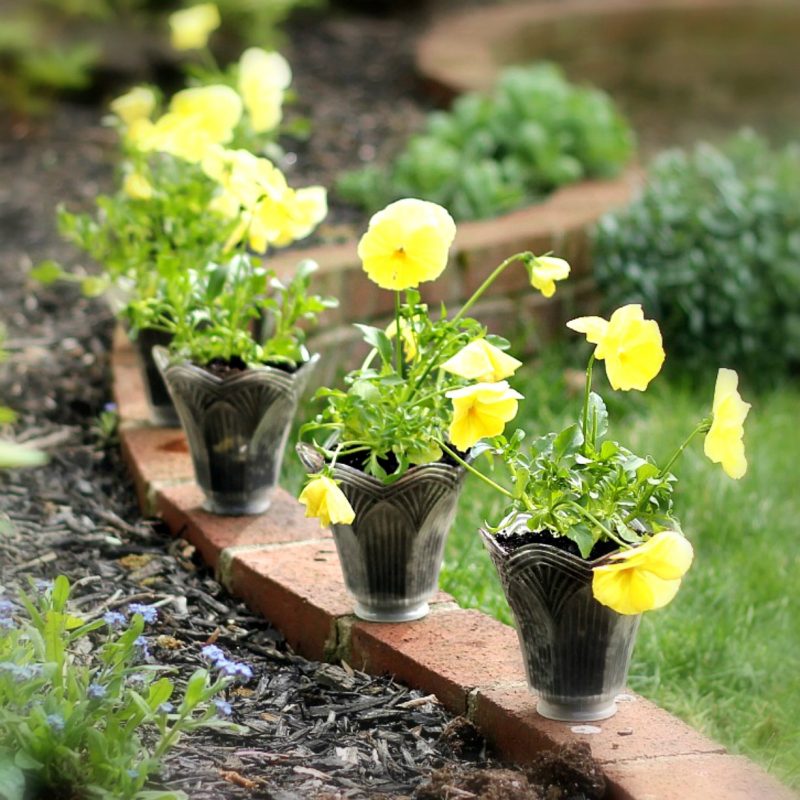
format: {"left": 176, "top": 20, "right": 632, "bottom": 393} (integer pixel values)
{"left": 113, "top": 328, "right": 797, "bottom": 800}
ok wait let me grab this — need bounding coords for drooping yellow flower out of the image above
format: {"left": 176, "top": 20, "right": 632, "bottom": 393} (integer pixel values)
{"left": 204, "top": 147, "right": 326, "bottom": 252}
{"left": 299, "top": 475, "right": 355, "bottom": 528}
{"left": 110, "top": 86, "right": 156, "bottom": 127}
{"left": 238, "top": 48, "right": 292, "bottom": 133}
{"left": 137, "top": 86, "right": 242, "bottom": 163}
{"left": 704, "top": 368, "right": 750, "bottom": 479}
{"left": 441, "top": 339, "right": 521, "bottom": 383}
{"left": 567, "top": 304, "right": 665, "bottom": 391}
{"left": 385, "top": 317, "right": 418, "bottom": 361}
{"left": 592, "top": 530, "right": 694, "bottom": 615}
{"left": 446, "top": 381, "right": 523, "bottom": 451}
{"left": 357, "top": 198, "right": 456, "bottom": 291}
{"left": 530, "top": 255, "right": 570, "bottom": 298}
{"left": 169, "top": 3, "right": 221, "bottom": 50}
{"left": 123, "top": 172, "right": 153, "bottom": 200}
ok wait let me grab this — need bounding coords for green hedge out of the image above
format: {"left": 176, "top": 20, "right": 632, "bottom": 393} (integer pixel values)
{"left": 594, "top": 132, "right": 800, "bottom": 383}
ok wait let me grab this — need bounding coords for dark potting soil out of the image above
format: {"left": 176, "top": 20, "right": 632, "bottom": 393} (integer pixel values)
{"left": 2, "top": 5, "right": 606, "bottom": 797}
{"left": 202, "top": 356, "right": 299, "bottom": 379}
{"left": 494, "top": 528, "right": 621, "bottom": 562}
{"left": 335, "top": 444, "right": 466, "bottom": 477}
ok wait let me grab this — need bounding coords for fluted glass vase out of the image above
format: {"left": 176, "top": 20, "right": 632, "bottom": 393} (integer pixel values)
{"left": 481, "top": 518, "right": 640, "bottom": 721}
{"left": 298, "top": 444, "right": 467, "bottom": 622}
{"left": 155, "top": 347, "right": 318, "bottom": 515}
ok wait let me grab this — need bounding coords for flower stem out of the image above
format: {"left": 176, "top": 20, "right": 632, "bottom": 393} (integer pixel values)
{"left": 567, "top": 502, "right": 628, "bottom": 549}
{"left": 439, "top": 442, "right": 515, "bottom": 499}
{"left": 394, "top": 291, "right": 403, "bottom": 378}
{"left": 451, "top": 252, "right": 530, "bottom": 325}
{"left": 581, "top": 354, "right": 595, "bottom": 451}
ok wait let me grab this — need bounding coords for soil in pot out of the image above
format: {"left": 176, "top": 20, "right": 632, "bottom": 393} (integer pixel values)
{"left": 494, "top": 527, "right": 620, "bottom": 561}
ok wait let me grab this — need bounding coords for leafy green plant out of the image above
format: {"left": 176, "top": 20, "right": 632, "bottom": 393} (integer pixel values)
{"left": 337, "top": 63, "right": 635, "bottom": 222}
{"left": 593, "top": 131, "right": 800, "bottom": 383}
{"left": 0, "top": 576, "right": 248, "bottom": 800}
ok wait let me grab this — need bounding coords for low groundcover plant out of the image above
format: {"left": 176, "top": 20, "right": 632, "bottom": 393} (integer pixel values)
{"left": 449, "top": 304, "right": 751, "bottom": 615}
{"left": 0, "top": 576, "right": 250, "bottom": 800}
{"left": 297, "top": 196, "right": 571, "bottom": 524}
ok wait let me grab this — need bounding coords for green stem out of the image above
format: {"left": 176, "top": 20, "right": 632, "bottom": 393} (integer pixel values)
{"left": 439, "top": 442, "right": 515, "bottom": 499}
{"left": 394, "top": 291, "right": 403, "bottom": 378}
{"left": 581, "top": 354, "right": 595, "bottom": 452}
{"left": 567, "top": 502, "right": 628, "bottom": 549}
{"left": 451, "top": 252, "right": 530, "bottom": 325}
{"left": 624, "top": 419, "right": 708, "bottom": 523}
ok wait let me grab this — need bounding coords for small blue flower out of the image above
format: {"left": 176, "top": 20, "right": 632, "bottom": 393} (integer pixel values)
{"left": 126, "top": 768, "right": 139, "bottom": 779}
{"left": 104, "top": 402, "right": 118, "bottom": 413}
{"left": 201, "top": 644, "right": 225, "bottom": 664}
{"left": 157, "top": 702, "right": 174, "bottom": 715}
{"left": 46, "top": 713, "right": 65, "bottom": 733}
{"left": 87, "top": 682, "right": 107, "bottom": 700}
{"left": 128, "top": 604, "right": 158, "bottom": 624}
{"left": 103, "top": 611, "right": 126, "bottom": 628}
{"left": 134, "top": 636, "right": 150, "bottom": 660}
{"left": 0, "top": 617, "right": 16, "bottom": 630}
{"left": 34, "top": 579, "right": 54, "bottom": 593}
{"left": 214, "top": 699, "right": 232, "bottom": 717}
{"left": 0, "top": 599, "right": 14, "bottom": 615}
{"left": 218, "top": 660, "right": 253, "bottom": 682}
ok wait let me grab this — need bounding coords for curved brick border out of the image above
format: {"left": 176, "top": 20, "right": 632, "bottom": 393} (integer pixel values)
{"left": 113, "top": 327, "right": 797, "bottom": 800}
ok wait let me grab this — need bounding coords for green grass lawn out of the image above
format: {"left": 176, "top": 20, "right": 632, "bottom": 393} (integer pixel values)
{"left": 440, "top": 359, "right": 800, "bottom": 787}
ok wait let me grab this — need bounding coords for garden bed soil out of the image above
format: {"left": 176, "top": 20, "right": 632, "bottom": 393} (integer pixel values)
{"left": 1, "top": 5, "right": 608, "bottom": 797}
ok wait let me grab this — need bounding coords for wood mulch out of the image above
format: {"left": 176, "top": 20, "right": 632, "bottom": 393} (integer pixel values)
{"left": 0, "top": 4, "right": 605, "bottom": 798}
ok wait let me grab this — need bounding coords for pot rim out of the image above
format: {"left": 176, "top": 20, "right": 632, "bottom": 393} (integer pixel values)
{"left": 296, "top": 441, "right": 473, "bottom": 490}
{"left": 153, "top": 346, "right": 320, "bottom": 387}
{"left": 479, "top": 522, "right": 617, "bottom": 568}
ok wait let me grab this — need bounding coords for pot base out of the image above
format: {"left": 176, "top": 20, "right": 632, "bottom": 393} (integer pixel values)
{"left": 536, "top": 697, "right": 618, "bottom": 722}
{"left": 202, "top": 494, "right": 272, "bottom": 516}
{"left": 150, "top": 404, "right": 180, "bottom": 428}
{"left": 354, "top": 601, "right": 430, "bottom": 623}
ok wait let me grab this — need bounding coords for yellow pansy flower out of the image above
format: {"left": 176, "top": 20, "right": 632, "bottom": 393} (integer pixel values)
{"left": 385, "top": 317, "right": 418, "bottom": 361}
{"left": 567, "top": 304, "right": 665, "bottom": 391}
{"left": 238, "top": 48, "right": 292, "bottom": 133}
{"left": 441, "top": 339, "right": 521, "bottom": 383}
{"left": 704, "top": 368, "right": 750, "bottom": 479}
{"left": 123, "top": 172, "right": 153, "bottom": 200}
{"left": 169, "top": 3, "right": 221, "bottom": 51}
{"left": 446, "top": 381, "right": 523, "bottom": 451}
{"left": 530, "top": 255, "right": 570, "bottom": 298}
{"left": 110, "top": 86, "right": 156, "bottom": 126}
{"left": 592, "top": 530, "right": 694, "bottom": 615}
{"left": 299, "top": 475, "right": 355, "bottom": 527}
{"left": 357, "top": 198, "right": 456, "bottom": 291}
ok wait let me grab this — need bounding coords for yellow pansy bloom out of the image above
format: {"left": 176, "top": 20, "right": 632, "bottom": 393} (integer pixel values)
{"left": 385, "top": 317, "right": 418, "bottom": 361}
{"left": 299, "top": 475, "right": 355, "bottom": 528}
{"left": 441, "top": 339, "right": 521, "bottom": 383}
{"left": 704, "top": 368, "right": 750, "bottom": 479}
{"left": 238, "top": 48, "right": 292, "bottom": 133}
{"left": 357, "top": 198, "right": 456, "bottom": 291}
{"left": 135, "top": 86, "right": 242, "bottom": 163}
{"left": 592, "top": 530, "right": 694, "bottom": 615}
{"left": 169, "top": 3, "right": 221, "bottom": 51}
{"left": 110, "top": 86, "right": 156, "bottom": 126}
{"left": 567, "top": 304, "right": 665, "bottom": 391}
{"left": 446, "top": 381, "right": 523, "bottom": 451}
{"left": 530, "top": 255, "right": 570, "bottom": 298}
{"left": 123, "top": 172, "right": 153, "bottom": 200}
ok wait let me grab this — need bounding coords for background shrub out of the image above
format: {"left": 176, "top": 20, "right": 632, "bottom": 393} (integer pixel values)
{"left": 337, "top": 63, "right": 635, "bottom": 222}
{"left": 593, "top": 132, "right": 800, "bottom": 383}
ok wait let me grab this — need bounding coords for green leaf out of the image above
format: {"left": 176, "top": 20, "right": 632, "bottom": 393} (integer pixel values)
{"left": 586, "top": 392, "right": 608, "bottom": 441}
{"left": 29, "top": 260, "right": 64, "bottom": 285}
{"left": 0, "top": 441, "right": 47, "bottom": 469}
{"left": 183, "top": 669, "right": 209, "bottom": 709}
{"left": 553, "top": 423, "right": 583, "bottom": 458}
{"left": 80, "top": 276, "right": 107, "bottom": 298}
{"left": 569, "top": 525, "right": 595, "bottom": 559}
{"left": 0, "top": 758, "right": 24, "bottom": 800}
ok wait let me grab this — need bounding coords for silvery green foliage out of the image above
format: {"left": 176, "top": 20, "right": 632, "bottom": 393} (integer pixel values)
{"left": 594, "top": 131, "right": 800, "bottom": 382}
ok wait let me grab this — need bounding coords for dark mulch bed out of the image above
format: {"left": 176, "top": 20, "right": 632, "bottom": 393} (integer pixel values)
{"left": 1, "top": 4, "right": 605, "bottom": 798}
